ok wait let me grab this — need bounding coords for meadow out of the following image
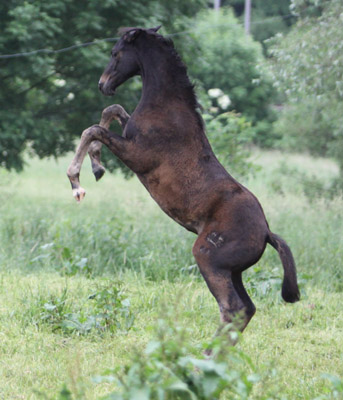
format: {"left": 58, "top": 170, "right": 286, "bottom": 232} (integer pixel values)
{"left": 0, "top": 150, "right": 342, "bottom": 399}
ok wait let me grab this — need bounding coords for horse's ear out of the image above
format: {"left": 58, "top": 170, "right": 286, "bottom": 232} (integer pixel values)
{"left": 149, "top": 25, "right": 162, "bottom": 33}
{"left": 123, "top": 28, "right": 142, "bottom": 43}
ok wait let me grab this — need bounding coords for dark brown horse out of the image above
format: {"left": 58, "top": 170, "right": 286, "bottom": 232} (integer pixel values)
{"left": 67, "top": 26, "right": 300, "bottom": 336}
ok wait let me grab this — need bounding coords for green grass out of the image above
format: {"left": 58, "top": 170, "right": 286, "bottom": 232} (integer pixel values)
{"left": 0, "top": 151, "right": 342, "bottom": 399}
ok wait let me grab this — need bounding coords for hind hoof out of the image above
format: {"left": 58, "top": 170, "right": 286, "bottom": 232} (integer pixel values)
{"left": 72, "top": 187, "right": 86, "bottom": 202}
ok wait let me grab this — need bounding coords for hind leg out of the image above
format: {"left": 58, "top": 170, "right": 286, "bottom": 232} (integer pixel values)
{"left": 231, "top": 271, "right": 256, "bottom": 328}
{"left": 192, "top": 235, "right": 256, "bottom": 336}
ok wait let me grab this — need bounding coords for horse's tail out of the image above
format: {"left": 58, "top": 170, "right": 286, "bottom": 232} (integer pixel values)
{"left": 267, "top": 232, "right": 300, "bottom": 303}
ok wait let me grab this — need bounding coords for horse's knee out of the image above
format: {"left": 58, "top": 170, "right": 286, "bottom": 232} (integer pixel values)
{"left": 81, "top": 125, "right": 102, "bottom": 142}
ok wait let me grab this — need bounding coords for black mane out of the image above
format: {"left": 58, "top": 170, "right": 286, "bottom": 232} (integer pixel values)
{"left": 152, "top": 31, "right": 200, "bottom": 111}
{"left": 119, "top": 27, "right": 202, "bottom": 119}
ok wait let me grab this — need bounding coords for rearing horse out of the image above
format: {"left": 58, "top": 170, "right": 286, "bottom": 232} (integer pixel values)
{"left": 67, "top": 26, "right": 300, "bottom": 336}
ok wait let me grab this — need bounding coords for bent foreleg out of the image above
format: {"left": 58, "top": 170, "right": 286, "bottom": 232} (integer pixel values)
{"left": 100, "top": 104, "right": 130, "bottom": 132}
{"left": 67, "top": 125, "right": 128, "bottom": 202}
{"left": 88, "top": 104, "right": 131, "bottom": 181}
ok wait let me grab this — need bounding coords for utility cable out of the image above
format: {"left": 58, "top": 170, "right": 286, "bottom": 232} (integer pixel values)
{"left": 0, "top": 14, "right": 295, "bottom": 60}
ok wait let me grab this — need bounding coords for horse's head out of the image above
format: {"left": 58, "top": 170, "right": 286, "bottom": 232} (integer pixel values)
{"left": 98, "top": 26, "right": 161, "bottom": 96}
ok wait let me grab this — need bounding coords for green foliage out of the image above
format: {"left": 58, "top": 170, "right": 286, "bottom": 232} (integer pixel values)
{"left": 0, "top": 0, "right": 207, "bottom": 171}
{"left": 31, "top": 242, "right": 92, "bottom": 277}
{"left": 317, "top": 374, "right": 343, "bottom": 399}
{"left": 268, "top": 160, "right": 340, "bottom": 201}
{"left": 268, "top": 0, "right": 343, "bottom": 184}
{"left": 93, "top": 315, "right": 260, "bottom": 400}
{"left": 290, "top": 0, "right": 328, "bottom": 18}
{"left": 204, "top": 111, "right": 256, "bottom": 178}
{"left": 186, "top": 9, "right": 275, "bottom": 124}
{"left": 22, "top": 282, "right": 134, "bottom": 335}
{"left": 88, "top": 282, "right": 135, "bottom": 333}
{"left": 269, "top": 0, "right": 343, "bottom": 100}
{"left": 274, "top": 98, "right": 343, "bottom": 181}
{"left": 222, "top": 0, "right": 295, "bottom": 44}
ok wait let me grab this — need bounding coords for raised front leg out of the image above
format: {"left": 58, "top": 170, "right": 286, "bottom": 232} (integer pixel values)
{"left": 67, "top": 125, "right": 129, "bottom": 202}
{"left": 88, "top": 104, "right": 131, "bottom": 182}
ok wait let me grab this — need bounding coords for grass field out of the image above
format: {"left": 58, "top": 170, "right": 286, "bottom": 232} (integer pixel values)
{"left": 0, "top": 150, "right": 342, "bottom": 399}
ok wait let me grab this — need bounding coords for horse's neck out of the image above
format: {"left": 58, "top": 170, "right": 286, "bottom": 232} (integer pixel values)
{"left": 138, "top": 50, "right": 193, "bottom": 109}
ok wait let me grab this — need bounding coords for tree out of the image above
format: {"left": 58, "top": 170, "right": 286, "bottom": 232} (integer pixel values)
{"left": 268, "top": 0, "right": 343, "bottom": 182}
{"left": 221, "top": 0, "right": 295, "bottom": 45}
{"left": 184, "top": 9, "right": 275, "bottom": 130}
{"left": 0, "top": 0, "right": 207, "bottom": 171}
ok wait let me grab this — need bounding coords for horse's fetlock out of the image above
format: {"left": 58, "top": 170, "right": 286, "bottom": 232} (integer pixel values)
{"left": 67, "top": 165, "right": 79, "bottom": 179}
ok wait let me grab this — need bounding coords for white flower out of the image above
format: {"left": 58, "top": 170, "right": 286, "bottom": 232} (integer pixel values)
{"left": 208, "top": 88, "right": 224, "bottom": 98}
{"left": 218, "top": 94, "right": 231, "bottom": 109}
{"left": 67, "top": 92, "right": 75, "bottom": 101}
{"left": 54, "top": 79, "right": 66, "bottom": 87}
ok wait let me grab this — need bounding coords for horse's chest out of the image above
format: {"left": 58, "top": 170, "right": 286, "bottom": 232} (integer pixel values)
{"left": 123, "top": 120, "right": 137, "bottom": 140}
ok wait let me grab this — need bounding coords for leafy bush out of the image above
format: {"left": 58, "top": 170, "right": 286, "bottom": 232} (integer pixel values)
{"left": 22, "top": 282, "right": 134, "bottom": 335}
{"left": 91, "top": 315, "right": 260, "bottom": 399}
{"left": 205, "top": 111, "right": 256, "bottom": 178}
{"left": 221, "top": 0, "right": 295, "bottom": 46}
{"left": 268, "top": 0, "right": 343, "bottom": 185}
{"left": 274, "top": 98, "right": 343, "bottom": 160}
{"left": 31, "top": 242, "right": 92, "bottom": 277}
{"left": 186, "top": 8, "right": 275, "bottom": 125}
{"left": 262, "top": 160, "right": 340, "bottom": 200}
{"left": 316, "top": 374, "right": 343, "bottom": 400}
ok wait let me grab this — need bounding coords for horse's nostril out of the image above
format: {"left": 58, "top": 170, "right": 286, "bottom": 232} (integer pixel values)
{"left": 98, "top": 81, "right": 104, "bottom": 91}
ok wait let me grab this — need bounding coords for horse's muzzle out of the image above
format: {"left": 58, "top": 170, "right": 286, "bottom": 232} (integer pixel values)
{"left": 98, "top": 79, "right": 116, "bottom": 96}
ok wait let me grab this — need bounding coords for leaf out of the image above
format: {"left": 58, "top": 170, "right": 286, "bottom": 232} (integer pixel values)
{"left": 43, "top": 303, "right": 56, "bottom": 311}
{"left": 61, "top": 247, "right": 72, "bottom": 261}
{"left": 31, "top": 254, "right": 50, "bottom": 262}
{"left": 182, "top": 357, "right": 227, "bottom": 377}
{"left": 40, "top": 242, "right": 54, "bottom": 250}
{"left": 121, "top": 298, "right": 130, "bottom": 307}
{"left": 202, "top": 374, "right": 224, "bottom": 397}
{"left": 75, "top": 257, "right": 88, "bottom": 268}
{"left": 128, "top": 387, "right": 150, "bottom": 400}
{"left": 145, "top": 340, "right": 161, "bottom": 355}
{"left": 321, "top": 373, "right": 343, "bottom": 391}
{"left": 166, "top": 381, "right": 198, "bottom": 400}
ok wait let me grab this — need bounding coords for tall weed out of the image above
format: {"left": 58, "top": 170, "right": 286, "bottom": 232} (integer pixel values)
{"left": 20, "top": 281, "right": 134, "bottom": 335}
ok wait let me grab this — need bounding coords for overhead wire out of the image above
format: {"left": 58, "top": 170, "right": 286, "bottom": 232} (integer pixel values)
{"left": 0, "top": 13, "right": 295, "bottom": 60}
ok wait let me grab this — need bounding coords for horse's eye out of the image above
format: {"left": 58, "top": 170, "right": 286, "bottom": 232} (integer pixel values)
{"left": 112, "top": 51, "right": 118, "bottom": 58}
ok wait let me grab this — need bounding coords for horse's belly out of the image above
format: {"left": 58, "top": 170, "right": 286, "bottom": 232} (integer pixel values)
{"left": 138, "top": 172, "right": 202, "bottom": 232}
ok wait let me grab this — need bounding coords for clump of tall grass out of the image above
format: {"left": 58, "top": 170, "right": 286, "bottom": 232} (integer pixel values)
{"left": 19, "top": 280, "right": 134, "bottom": 336}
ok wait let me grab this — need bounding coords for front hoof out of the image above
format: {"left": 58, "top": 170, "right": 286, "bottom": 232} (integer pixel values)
{"left": 72, "top": 187, "right": 86, "bottom": 202}
{"left": 93, "top": 165, "right": 106, "bottom": 181}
